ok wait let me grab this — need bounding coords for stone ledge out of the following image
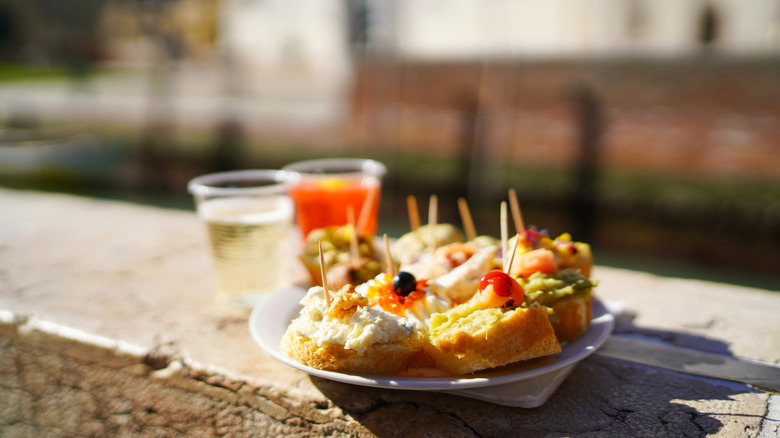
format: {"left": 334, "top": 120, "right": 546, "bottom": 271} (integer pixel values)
{"left": 2, "top": 307, "right": 776, "bottom": 437}
{"left": 1, "top": 188, "right": 778, "bottom": 437}
{"left": 0, "top": 309, "right": 373, "bottom": 437}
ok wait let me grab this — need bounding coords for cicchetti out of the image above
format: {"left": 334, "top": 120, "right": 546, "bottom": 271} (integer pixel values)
{"left": 282, "top": 198, "right": 597, "bottom": 376}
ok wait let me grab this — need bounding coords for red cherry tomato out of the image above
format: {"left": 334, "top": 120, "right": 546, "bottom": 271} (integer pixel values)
{"left": 480, "top": 270, "right": 515, "bottom": 297}
{"left": 478, "top": 270, "right": 524, "bottom": 308}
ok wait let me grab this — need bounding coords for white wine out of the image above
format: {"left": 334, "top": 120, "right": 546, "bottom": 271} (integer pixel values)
{"left": 198, "top": 196, "right": 294, "bottom": 306}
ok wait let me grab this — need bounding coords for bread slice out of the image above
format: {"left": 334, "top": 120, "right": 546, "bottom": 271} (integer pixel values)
{"left": 281, "top": 330, "right": 422, "bottom": 374}
{"left": 281, "top": 285, "right": 423, "bottom": 375}
{"left": 424, "top": 301, "right": 561, "bottom": 376}
{"left": 520, "top": 270, "right": 595, "bottom": 343}
{"left": 551, "top": 295, "right": 592, "bottom": 343}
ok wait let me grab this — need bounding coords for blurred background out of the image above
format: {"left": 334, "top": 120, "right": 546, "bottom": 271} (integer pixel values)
{"left": 1, "top": 0, "right": 778, "bottom": 290}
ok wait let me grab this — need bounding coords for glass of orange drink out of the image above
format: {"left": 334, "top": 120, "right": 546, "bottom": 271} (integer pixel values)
{"left": 283, "top": 158, "right": 387, "bottom": 238}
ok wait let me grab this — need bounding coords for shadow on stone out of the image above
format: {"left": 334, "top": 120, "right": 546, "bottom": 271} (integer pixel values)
{"left": 308, "top": 313, "right": 761, "bottom": 437}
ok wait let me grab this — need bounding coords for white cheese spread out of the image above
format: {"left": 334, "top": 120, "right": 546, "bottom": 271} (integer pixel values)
{"left": 289, "top": 286, "right": 417, "bottom": 355}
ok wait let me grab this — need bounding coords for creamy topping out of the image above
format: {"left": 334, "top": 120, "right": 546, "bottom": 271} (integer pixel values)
{"left": 289, "top": 286, "right": 417, "bottom": 355}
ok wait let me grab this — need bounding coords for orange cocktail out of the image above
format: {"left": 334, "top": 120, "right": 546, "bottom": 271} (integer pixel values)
{"left": 283, "top": 159, "right": 386, "bottom": 237}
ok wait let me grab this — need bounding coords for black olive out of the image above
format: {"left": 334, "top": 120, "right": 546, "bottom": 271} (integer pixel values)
{"left": 393, "top": 271, "right": 417, "bottom": 296}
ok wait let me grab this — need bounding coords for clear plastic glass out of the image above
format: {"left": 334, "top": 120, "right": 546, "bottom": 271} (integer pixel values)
{"left": 188, "top": 169, "right": 294, "bottom": 308}
{"left": 283, "top": 158, "right": 386, "bottom": 237}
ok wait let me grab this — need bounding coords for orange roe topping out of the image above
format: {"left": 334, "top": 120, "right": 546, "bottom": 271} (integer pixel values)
{"left": 365, "top": 274, "right": 429, "bottom": 317}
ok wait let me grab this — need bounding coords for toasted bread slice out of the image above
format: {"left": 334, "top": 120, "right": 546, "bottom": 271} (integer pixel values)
{"left": 281, "top": 330, "right": 422, "bottom": 374}
{"left": 281, "top": 285, "right": 423, "bottom": 375}
{"left": 424, "top": 302, "right": 561, "bottom": 376}
{"left": 520, "top": 270, "right": 595, "bottom": 342}
{"left": 551, "top": 295, "right": 592, "bottom": 342}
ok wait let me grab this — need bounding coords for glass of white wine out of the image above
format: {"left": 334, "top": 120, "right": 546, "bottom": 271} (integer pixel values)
{"left": 188, "top": 169, "right": 294, "bottom": 309}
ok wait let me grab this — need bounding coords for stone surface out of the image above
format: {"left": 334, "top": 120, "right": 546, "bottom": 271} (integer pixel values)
{"left": 1, "top": 188, "right": 778, "bottom": 437}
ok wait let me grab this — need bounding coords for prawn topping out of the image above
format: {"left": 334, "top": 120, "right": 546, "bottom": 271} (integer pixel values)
{"left": 511, "top": 248, "right": 558, "bottom": 278}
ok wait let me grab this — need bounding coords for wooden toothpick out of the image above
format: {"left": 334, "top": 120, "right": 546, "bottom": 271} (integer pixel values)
{"left": 428, "top": 195, "right": 438, "bottom": 255}
{"left": 504, "top": 234, "right": 520, "bottom": 274}
{"left": 357, "top": 187, "right": 377, "bottom": 236}
{"left": 347, "top": 205, "right": 360, "bottom": 269}
{"left": 407, "top": 194, "right": 422, "bottom": 245}
{"left": 407, "top": 195, "right": 420, "bottom": 232}
{"left": 508, "top": 188, "right": 525, "bottom": 233}
{"left": 318, "top": 241, "right": 331, "bottom": 306}
{"left": 458, "top": 197, "right": 477, "bottom": 242}
{"left": 383, "top": 234, "right": 395, "bottom": 277}
{"left": 500, "top": 201, "right": 508, "bottom": 269}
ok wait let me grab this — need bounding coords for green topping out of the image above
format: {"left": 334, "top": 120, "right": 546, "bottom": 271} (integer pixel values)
{"left": 521, "top": 269, "right": 595, "bottom": 307}
{"left": 303, "top": 225, "right": 375, "bottom": 267}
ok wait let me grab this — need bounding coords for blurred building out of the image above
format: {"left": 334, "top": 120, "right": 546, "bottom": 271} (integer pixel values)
{"left": 364, "top": 0, "right": 780, "bottom": 59}
{"left": 2, "top": 0, "right": 777, "bottom": 68}
{"left": 219, "top": 0, "right": 779, "bottom": 69}
{"left": 3, "top": 1, "right": 778, "bottom": 177}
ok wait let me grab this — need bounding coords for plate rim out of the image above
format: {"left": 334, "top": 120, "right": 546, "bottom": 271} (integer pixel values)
{"left": 249, "top": 284, "right": 614, "bottom": 391}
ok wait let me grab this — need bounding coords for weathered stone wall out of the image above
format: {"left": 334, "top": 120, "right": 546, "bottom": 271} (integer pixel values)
{"left": 0, "top": 311, "right": 371, "bottom": 437}
{"left": 2, "top": 307, "right": 775, "bottom": 437}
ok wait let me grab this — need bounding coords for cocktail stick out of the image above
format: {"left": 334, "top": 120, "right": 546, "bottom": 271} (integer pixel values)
{"left": 428, "top": 195, "right": 438, "bottom": 256}
{"left": 508, "top": 188, "right": 525, "bottom": 233}
{"left": 347, "top": 205, "right": 360, "bottom": 269}
{"left": 383, "top": 234, "right": 395, "bottom": 277}
{"left": 458, "top": 197, "right": 477, "bottom": 242}
{"left": 407, "top": 195, "right": 420, "bottom": 232}
{"left": 500, "top": 201, "right": 508, "bottom": 269}
{"left": 504, "top": 234, "right": 519, "bottom": 274}
{"left": 357, "top": 186, "right": 376, "bottom": 236}
{"left": 318, "top": 241, "right": 330, "bottom": 306}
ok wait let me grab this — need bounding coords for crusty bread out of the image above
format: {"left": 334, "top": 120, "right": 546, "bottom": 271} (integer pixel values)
{"left": 281, "top": 329, "right": 423, "bottom": 375}
{"left": 281, "top": 285, "right": 423, "bottom": 375}
{"left": 551, "top": 295, "right": 592, "bottom": 343}
{"left": 424, "top": 302, "right": 561, "bottom": 375}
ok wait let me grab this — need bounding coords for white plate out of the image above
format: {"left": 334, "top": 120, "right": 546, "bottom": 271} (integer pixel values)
{"left": 249, "top": 285, "right": 614, "bottom": 407}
